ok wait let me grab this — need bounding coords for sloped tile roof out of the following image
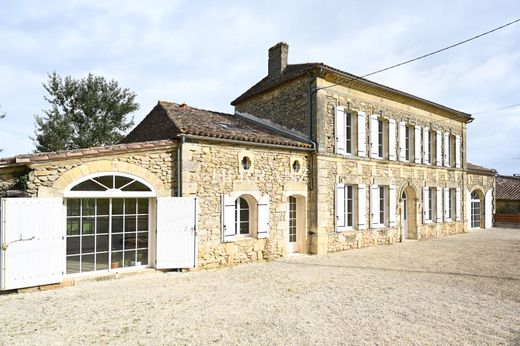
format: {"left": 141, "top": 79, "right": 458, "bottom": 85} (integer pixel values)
{"left": 231, "top": 63, "right": 472, "bottom": 121}
{"left": 0, "top": 140, "right": 175, "bottom": 166}
{"left": 122, "top": 101, "right": 312, "bottom": 148}
{"left": 467, "top": 162, "right": 497, "bottom": 175}
{"left": 496, "top": 175, "right": 520, "bottom": 200}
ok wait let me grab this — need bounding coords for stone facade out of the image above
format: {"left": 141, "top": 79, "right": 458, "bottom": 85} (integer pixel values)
{"left": 179, "top": 140, "right": 310, "bottom": 268}
{"left": 234, "top": 76, "right": 309, "bottom": 136}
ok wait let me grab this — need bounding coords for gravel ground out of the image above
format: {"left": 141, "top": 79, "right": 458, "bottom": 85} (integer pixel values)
{"left": 1, "top": 228, "right": 519, "bottom": 345}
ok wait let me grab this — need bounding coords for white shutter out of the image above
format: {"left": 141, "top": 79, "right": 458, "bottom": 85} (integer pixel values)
{"left": 370, "top": 185, "right": 380, "bottom": 228}
{"left": 423, "top": 187, "right": 429, "bottom": 223}
{"left": 389, "top": 185, "right": 396, "bottom": 227}
{"left": 388, "top": 119, "right": 396, "bottom": 161}
{"left": 466, "top": 190, "right": 472, "bottom": 226}
{"left": 156, "top": 197, "right": 197, "bottom": 269}
{"left": 336, "top": 184, "right": 346, "bottom": 232}
{"left": 335, "top": 107, "right": 346, "bottom": 155}
{"left": 357, "top": 112, "right": 366, "bottom": 157}
{"left": 455, "top": 135, "right": 461, "bottom": 168}
{"left": 257, "top": 195, "right": 270, "bottom": 238}
{"left": 485, "top": 190, "right": 493, "bottom": 228}
{"left": 398, "top": 121, "right": 406, "bottom": 161}
{"left": 358, "top": 184, "right": 366, "bottom": 230}
{"left": 0, "top": 198, "right": 64, "bottom": 290}
{"left": 370, "top": 115, "right": 379, "bottom": 158}
{"left": 456, "top": 187, "right": 461, "bottom": 221}
{"left": 414, "top": 125, "right": 421, "bottom": 164}
{"left": 423, "top": 127, "right": 430, "bottom": 164}
{"left": 436, "top": 187, "right": 442, "bottom": 223}
{"left": 444, "top": 188, "right": 450, "bottom": 220}
{"left": 222, "top": 195, "right": 236, "bottom": 242}
{"left": 436, "top": 130, "right": 442, "bottom": 166}
{"left": 444, "top": 132, "right": 450, "bottom": 167}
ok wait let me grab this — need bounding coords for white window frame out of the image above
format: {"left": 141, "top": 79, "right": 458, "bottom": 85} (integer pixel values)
{"left": 64, "top": 172, "right": 156, "bottom": 198}
{"left": 377, "top": 119, "right": 385, "bottom": 159}
{"left": 234, "top": 197, "right": 251, "bottom": 237}
{"left": 379, "top": 186, "right": 387, "bottom": 226}
{"left": 336, "top": 183, "right": 356, "bottom": 232}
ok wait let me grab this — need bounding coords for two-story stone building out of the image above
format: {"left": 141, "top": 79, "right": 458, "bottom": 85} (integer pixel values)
{"left": 0, "top": 42, "right": 495, "bottom": 290}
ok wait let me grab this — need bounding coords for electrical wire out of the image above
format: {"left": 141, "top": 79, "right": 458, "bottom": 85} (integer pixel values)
{"left": 317, "top": 18, "right": 520, "bottom": 92}
{"left": 472, "top": 103, "right": 520, "bottom": 115}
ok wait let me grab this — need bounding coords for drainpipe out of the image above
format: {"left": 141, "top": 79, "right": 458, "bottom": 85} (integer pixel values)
{"left": 177, "top": 135, "right": 186, "bottom": 197}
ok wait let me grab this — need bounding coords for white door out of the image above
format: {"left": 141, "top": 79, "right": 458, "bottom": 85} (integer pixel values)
{"left": 401, "top": 192, "right": 408, "bottom": 240}
{"left": 288, "top": 196, "right": 298, "bottom": 253}
{"left": 156, "top": 197, "right": 197, "bottom": 269}
{"left": 0, "top": 198, "right": 65, "bottom": 291}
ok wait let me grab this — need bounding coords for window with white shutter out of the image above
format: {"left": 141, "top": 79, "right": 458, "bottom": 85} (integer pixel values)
{"left": 370, "top": 185, "right": 380, "bottom": 228}
{"left": 423, "top": 127, "right": 430, "bottom": 164}
{"left": 414, "top": 125, "right": 421, "bottom": 164}
{"left": 389, "top": 185, "right": 396, "bottom": 227}
{"left": 357, "top": 112, "right": 366, "bottom": 157}
{"left": 455, "top": 187, "right": 461, "bottom": 221}
{"left": 336, "top": 184, "right": 356, "bottom": 232}
{"left": 398, "top": 121, "right": 406, "bottom": 161}
{"left": 388, "top": 119, "right": 396, "bottom": 161}
{"left": 436, "top": 187, "right": 442, "bottom": 223}
{"left": 444, "top": 132, "right": 450, "bottom": 167}
{"left": 222, "top": 195, "right": 236, "bottom": 242}
{"left": 423, "top": 187, "right": 430, "bottom": 223}
{"left": 358, "top": 184, "right": 366, "bottom": 230}
{"left": 444, "top": 187, "right": 450, "bottom": 220}
{"left": 455, "top": 135, "right": 461, "bottom": 168}
{"left": 335, "top": 107, "right": 346, "bottom": 155}
{"left": 257, "top": 195, "right": 270, "bottom": 239}
{"left": 370, "top": 115, "right": 379, "bottom": 159}
{"left": 436, "top": 130, "right": 442, "bottom": 166}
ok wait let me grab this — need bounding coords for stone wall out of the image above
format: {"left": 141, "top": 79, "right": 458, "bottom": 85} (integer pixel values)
{"left": 234, "top": 76, "right": 309, "bottom": 136}
{"left": 180, "top": 140, "right": 310, "bottom": 268}
{"left": 0, "top": 167, "right": 30, "bottom": 197}
{"left": 3, "top": 147, "right": 177, "bottom": 197}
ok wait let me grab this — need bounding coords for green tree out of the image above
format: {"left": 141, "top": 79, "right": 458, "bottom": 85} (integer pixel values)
{"left": 33, "top": 72, "right": 138, "bottom": 152}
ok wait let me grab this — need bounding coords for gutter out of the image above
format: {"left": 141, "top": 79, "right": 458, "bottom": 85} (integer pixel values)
{"left": 180, "top": 134, "right": 316, "bottom": 152}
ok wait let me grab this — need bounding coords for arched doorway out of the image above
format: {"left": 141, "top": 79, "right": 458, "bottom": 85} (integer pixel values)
{"left": 287, "top": 195, "right": 306, "bottom": 254}
{"left": 470, "top": 190, "right": 483, "bottom": 229}
{"left": 401, "top": 185, "right": 417, "bottom": 240}
{"left": 64, "top": 173, "right": 156, "bottom": 274}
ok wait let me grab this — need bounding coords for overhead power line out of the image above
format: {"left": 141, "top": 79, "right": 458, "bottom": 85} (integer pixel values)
{"left": 317, "top": 17, "right": 520, "bottom": 92}
{"left": 472, "top": 103, "right": 520, "bottom": 115}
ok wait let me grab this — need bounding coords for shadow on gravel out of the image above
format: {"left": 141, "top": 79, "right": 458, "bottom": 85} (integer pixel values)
{"left": 279, "top": 260, "right": 520, "bottom": 282}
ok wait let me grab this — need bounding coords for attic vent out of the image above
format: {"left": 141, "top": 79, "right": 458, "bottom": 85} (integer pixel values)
{"left": 217, "top": 122, "right": 251, "bottom": 132}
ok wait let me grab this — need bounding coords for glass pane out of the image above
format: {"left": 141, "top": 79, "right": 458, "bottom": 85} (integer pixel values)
{"left": 137, "top": 249, "right": 148, "bottom": 265}
{"left": 96, "top": 235, "right": 109, "bottom": 252}
{"left": 240, "top": 222, "right": 249, "bottom": 235}
{"left": 66, "top": 256, "right": 81, "bottom": 274}
{"left": 94, "top": 175, "right": 113, "bottom": 189}
{"left": 121, "top": 181, "right": 151, "bottom": 192}
{"left": 136, "top": 232, "right": 148, "bottom": 248}
{"left": 137, "top": 199, "right": 149, "bottom": 214}
{"left": 82, "top": 199, "right": 96, "bottom": 216}
{"left": 82, "top": 218, "right": 95, "bottom": 235}
{"left": 111, "top": 251, "right": 122, "bottom": 269}
{"left": 96, "top": 217, "right": 109, "bottom": 234}
{"left": 125, "top": 216, "right": 136, "bottom": 232}
{"left": 123, "top": 250, "right": 136, "bottom": 267}
{"left": 96, "top": 252, "right": 109, "bottom": 271}
{"left": 112, "top": 216, "right": 123, "bottom": 233}
{"left": 82, "top": 235, "right": 95, "bottom": 253}
{"left": 97, "top": 199, "right": 109, "bottom": 215}
{"left": 112, "top": 199, "right": 124, "bottom": 215}
{"left": 124, "top": 232, "right": 136, "bottom": 250}
{"left": 82, "top": 254, "right": 95, "bottom": 272}
{"left": 240, "top": 209, "right": 249, "bottom": 222}
{"left": 126, "top": 199, "right": 137, "bottom": 215}
{"left": 67, "top": 199, "right": 81, "bottom": 216}
{"left": 112, "top": 234, "right": 124, "bottom": 251}
{"left": 71, "top": 179, "right": 106, "bottom": 191}
{"left": 137, "top": 216, "right": 148, "bottom": 232}
{"left": 67, "top": 236, "right": 80, "bottom": 255}
{"left": 115, "top": 176, "right": 134, "bottom": 189}
{"left": 67, "top": 218, "right": 80, "bottom": 235}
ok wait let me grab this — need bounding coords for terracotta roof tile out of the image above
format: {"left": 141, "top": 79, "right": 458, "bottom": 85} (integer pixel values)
{"left": 467, "top": 162, "right": 497, "bottom": 175}
{"left": 231, "top": 63, "right": 472, "bottom": 120}
{"left": 121, "top": 101, "right": 312, "bottom": 149}
{"left": 496, "top": 175, "right": 520, "bottom": 200}
{"left": 0, "top": 140, "right": 175, "bottom": 167}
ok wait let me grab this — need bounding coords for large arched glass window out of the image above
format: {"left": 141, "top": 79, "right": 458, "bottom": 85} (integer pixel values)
{"left": 65, "top": 173, "right": 154, "bottom": 275}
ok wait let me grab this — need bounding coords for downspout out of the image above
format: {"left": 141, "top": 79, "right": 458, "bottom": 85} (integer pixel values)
{"left": 177, "top": 135, "right": 185, "bottom": 197}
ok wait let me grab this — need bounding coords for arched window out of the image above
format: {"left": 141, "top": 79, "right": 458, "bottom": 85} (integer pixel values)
{"left": 470, "top": 191, "right": 481, "bottom": 228}
{"left": 235, "top": 197, "right": 251, "bottom": 236}
{"left": 65, "top": 173, "right": 154, "bottom": 275}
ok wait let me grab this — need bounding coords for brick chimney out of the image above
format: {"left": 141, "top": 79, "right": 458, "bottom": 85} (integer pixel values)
{"left": 268, "top": 42, "right": 288, "bottom": 77}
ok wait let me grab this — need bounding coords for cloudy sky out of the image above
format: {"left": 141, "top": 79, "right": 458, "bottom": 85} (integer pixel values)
{"left": 1, "top": 0, "right": 519, "bottom": 174}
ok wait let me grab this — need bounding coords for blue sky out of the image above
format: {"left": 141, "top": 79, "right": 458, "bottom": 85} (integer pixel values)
{"left": 0, "top": 0, "right": 519, "bottom": 174}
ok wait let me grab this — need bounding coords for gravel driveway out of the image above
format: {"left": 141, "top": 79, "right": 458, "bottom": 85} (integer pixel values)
{"left": 1, "top": 228, "right": 519, "bottom": 345}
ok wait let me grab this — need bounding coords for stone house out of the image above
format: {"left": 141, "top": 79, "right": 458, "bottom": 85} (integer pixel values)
{"left": 495, "top": 174, "right": 520, "bottom": 227}
{"left": 0, "top": 42, "right": 495, "bottom": 290}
